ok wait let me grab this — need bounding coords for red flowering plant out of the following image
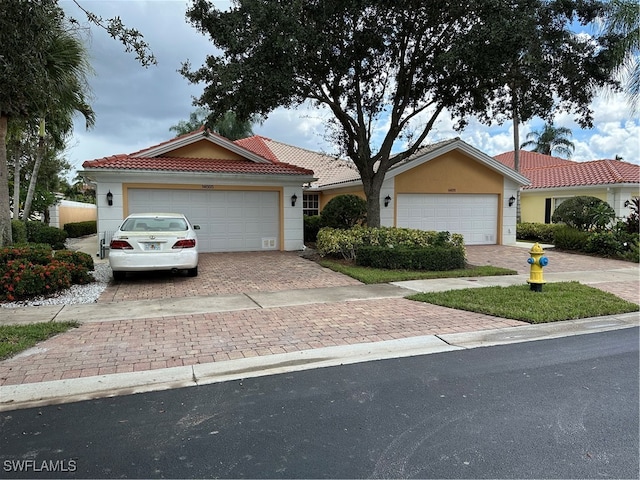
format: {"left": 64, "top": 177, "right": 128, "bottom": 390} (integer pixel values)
{"left": 0, "top": 245, "right": 93, "bottom": 301}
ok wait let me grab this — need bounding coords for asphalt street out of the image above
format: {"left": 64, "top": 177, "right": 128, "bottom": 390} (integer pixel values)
{"left": 1, "top": 328, "right": 638, "bottom": 479}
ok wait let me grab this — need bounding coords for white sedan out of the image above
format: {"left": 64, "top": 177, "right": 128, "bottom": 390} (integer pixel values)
{"left": 109, "top": 213, "right": 199, "bottom": 280}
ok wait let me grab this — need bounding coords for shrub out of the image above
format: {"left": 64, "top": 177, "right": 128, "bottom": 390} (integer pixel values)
{"left": 551, "top": 196, "right": 615, "bottom": 232}
{"left": 553, "top": 226, "right": 589, "bottom": 251}
{"left": 0, "top": 244, "right": 53, "bottom": 265}
{"left": 356, "top": 245, "right": 466, "bottom": 270}
{"left": 0, "top": 259, "right": 72, "bottom": 301}
{"left": 25, "top": 221, "right": 68, "bottom": 249}
{"left": 11, "top": 220, "right": 27, "bottom": 244}
{"left": 316, "top": 226, "right": 465, "bottom": 260}
{"left": 516, "top": 223, "right": 558, "bottom": 243}
{"left": 320, "top": 194, "right": 367, "bottom": 229}
{"left": 63, "top": 220, "right": 97, "bottom": 238}
{"left": 53, "top": 250, "right": 95, "bottom": 284}
{"left": 624, "top": 197, "right": 639, "bottom": 233}
{"left": 303, "top": 215, "right": 322, "bottom": 243}
{"left": 0, "top": 246, "right": 95, "bottom": 301}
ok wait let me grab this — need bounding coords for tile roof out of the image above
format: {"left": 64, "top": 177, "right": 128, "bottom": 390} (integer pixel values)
{"left": 82, "top": 155, "right": 313, "bottom": 175}
{"left": 237, "top": 136, "right": 359, "bottom": 187}
{"left": 494, "top": 150, "right": 640, "bottom": 189}
{"left": 82, "top": 131, "right": 313, "bottom": 177}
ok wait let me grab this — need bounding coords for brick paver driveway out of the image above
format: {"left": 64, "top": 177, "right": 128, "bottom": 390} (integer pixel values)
{"left": 98, "top": 251, "right": 361, "bottom": 303}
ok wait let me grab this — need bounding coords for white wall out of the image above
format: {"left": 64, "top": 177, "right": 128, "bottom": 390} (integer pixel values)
{"left": 502, "top": 179, "right": 520, "bottom": 245}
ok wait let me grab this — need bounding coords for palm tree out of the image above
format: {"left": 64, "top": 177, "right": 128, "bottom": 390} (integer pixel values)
{"left": 520, "top": 123, "right": 575, "bottom": 158}
{"left": 170, "top": 109, "right": 258, "bottom": 140}
{"left": 22, "top": 24, "right": 95, "bottom": 221}
{"left": 600, "top": 0, "right": 640, "bottom": 113}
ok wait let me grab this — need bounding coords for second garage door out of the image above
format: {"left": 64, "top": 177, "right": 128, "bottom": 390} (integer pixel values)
{"left": 128, "top": 189, "right": 279, "bottom": 252}
{"left": 397, "top": 194, "right": 498, "bottom": 245}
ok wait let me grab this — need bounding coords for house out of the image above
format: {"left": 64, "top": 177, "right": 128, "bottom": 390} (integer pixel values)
{"left": 494, "top": 151, "right": 640, "bottom": 224}
{"left": 239, "top": 136, "right": 530, "bottom": 245}
{"left": 81, "top": 129, "right": 315, "bottom": 253}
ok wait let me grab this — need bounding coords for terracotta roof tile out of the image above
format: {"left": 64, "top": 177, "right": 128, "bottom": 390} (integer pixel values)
{"left": 82, "top": 156, "right": 313, "bottom": 176}
{"left": 241, "top": 137, "right": 359, "bottom": 187}
{"left": 494, "top": 151, "right": 639, "bottom": 189}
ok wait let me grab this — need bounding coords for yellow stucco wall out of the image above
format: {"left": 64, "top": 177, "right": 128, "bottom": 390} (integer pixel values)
{"left": 394, "top": 151, "right": 503, "bottom": 194}
{"left": 521, "top": 188, "right": 608, "bottom": 223}
{"left": 161, "top": 140, "right": 245, "bottom": 160}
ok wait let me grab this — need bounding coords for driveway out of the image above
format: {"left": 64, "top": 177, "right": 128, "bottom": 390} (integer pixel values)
{"left": 98, "top": 251, "right": 361, "bottom": 303}
{"left": 98, "top": 245, "right": 639, "bottom": 304}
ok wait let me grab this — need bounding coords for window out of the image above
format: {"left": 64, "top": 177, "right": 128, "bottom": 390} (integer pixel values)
{"left": 303, "top": 193, "right": 319, "bottom": 216}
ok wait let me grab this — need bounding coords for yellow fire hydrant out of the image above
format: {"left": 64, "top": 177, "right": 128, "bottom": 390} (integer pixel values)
{"left": 527, "top": 243, "right": 548, "bottom": 292}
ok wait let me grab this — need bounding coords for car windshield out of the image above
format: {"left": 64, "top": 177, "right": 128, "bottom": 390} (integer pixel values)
{"left": 120, "top": 217, "right": 188, "bottom": 232}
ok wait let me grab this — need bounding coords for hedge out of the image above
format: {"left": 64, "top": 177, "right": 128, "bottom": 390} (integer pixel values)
{"left": 63, "top": 220, "right": 97, "bottom": 238}
{"left": 25, "top": 221, "right": 67, "bottom": 249}
{"left": 316, "top": 226, "right": 465, "bottom": 260}
{"left": 516, "top": 223, "right": 559, "bottom": 243}
{"left": 356, "top": 245, "right": 466, "bottom": 270}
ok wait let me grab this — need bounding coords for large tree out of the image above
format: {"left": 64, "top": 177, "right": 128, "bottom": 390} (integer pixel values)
{"left": 0, "top": 1, "right": 154, "bottom": 246}
{"left": 182, "top": 0, "right": 618, "bottom": 227}
{"left": 599, "top": 0, "right": 640, "bottom": 112}
{"left": 22, "top": 24, "right": 95, "bottom": 222}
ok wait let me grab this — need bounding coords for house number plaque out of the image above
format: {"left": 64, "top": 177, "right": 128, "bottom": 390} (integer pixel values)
{"left": 201, "top": 185, "right": 215, "bottom": 189}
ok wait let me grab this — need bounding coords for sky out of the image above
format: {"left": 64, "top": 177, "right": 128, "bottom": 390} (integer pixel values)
{"left": 61, "top": 0, "right": 640, "bottom": 180}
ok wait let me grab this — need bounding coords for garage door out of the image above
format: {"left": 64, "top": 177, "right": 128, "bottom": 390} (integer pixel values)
{"left": 397, "top": 194, "right": 498, "bottom": 245}
{"left": 128, "top": 189, "right": 279, "bottom": 252}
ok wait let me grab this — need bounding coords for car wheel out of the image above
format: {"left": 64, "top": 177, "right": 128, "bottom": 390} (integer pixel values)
{"left": 187, "top": 266, "right": 198, "bottom": 277}
{"left": 113, "top": 270, "right": 126, "bottom": 281}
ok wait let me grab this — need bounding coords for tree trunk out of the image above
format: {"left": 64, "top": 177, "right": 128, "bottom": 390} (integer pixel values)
{"left": 0, "top": 113, "right": 13, "bottom": 246}
{"left": 13, "top": 147, "right": 20, "bottom": 220}
{"left": 362, "top": 172, "right": 384, "bottom": 227}
{"left": 511, "top": 96, "right": 522, "bottom": 224}
{"left": 22, "top": 119, "right": 45, "bottom": 222}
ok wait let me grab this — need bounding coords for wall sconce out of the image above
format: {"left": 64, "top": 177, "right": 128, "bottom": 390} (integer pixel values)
{"left": 508, "top": 195, "right": 516, "bottom": 207}
{"left": 291, "top": 193, "right": 298, "bottom": 207}
{"left": 106, "top": 190, "right": 113, "bottom": 206}
{"left": 384, "top": 195, "right": 391, "bottom": 207}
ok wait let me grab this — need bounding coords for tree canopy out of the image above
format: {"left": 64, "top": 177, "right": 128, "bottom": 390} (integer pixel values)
{"left": 182, "top": 0, "right": 620, "bottom": 227}
{"left": 170, "top": 108, "right": 257, "bottom": 140}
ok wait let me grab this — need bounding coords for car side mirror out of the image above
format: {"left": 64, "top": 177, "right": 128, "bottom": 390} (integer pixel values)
{"left": 193, "top": 225, "right": 200, "bottom": 230}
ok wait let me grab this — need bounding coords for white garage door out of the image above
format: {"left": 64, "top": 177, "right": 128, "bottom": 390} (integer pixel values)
{"left": 128, "top": 189, "right": 279, "bottom": 252}
{"left": 397, "top": 194, "right": 498, "bottom": 245}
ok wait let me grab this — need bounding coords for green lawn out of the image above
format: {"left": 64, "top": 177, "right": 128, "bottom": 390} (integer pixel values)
{"left": 407, "top": 282, "right": 639, "bottom": 323}
{"left": 319, "top": 259, "right": 516, "bottom": 284}
{"left": 0, "top": 322, "right": 79, "bottom": 360}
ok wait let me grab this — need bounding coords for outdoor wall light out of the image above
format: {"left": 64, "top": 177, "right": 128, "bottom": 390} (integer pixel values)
{"left": 508, "top": 195, "right": 516, "bottom": 207}
{"left": 106, "top": 190, "right": 113, "bottom": 206}
{"left": 384, "top": 195, "right": 391, "bottom": 207}
{"left": 291, "top": 193, "right": 298, "bottom": 207}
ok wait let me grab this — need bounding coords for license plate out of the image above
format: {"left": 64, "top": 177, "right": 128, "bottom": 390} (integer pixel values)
{"left": 143, "top": 242, "right": 161, "bottom": 251}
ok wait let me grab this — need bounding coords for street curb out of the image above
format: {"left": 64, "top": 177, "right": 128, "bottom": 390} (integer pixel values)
{"left": 1, "top": 314, "right": 637, "bottom": 412}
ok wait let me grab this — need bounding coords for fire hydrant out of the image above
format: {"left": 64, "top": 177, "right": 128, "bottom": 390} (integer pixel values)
{"left": 527, "top": 243, "right": 548, "bottom": 292}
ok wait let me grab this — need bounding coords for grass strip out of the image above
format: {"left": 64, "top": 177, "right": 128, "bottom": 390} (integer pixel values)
{"left": 0, "top": 322, "right": 79, "bottom": 360}
{"left": 319, "top": 259, "right": 516, "bottom": 284}
{"left": 407, "top": 281, "right": 639, "bottom": 323}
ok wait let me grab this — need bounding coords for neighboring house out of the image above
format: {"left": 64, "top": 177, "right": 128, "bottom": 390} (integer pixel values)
{"left": 494, "top": 151, "right": 640, "bottom": 224}
{"left": 81, "top": 130, "right": 315, "bottom": 253}
{"left": 239, "top": 136, "right": 530, "bottom": 245}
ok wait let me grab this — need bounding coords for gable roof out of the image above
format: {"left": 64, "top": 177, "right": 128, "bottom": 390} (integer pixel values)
{"left": 495, "top": 150, "right": 640, "bottom": 189}
{"left": 236, "top": 136, "right": 359, "bottom": 187}
{"left": 82, "top": 130, "right": 314, "bottom": 177}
